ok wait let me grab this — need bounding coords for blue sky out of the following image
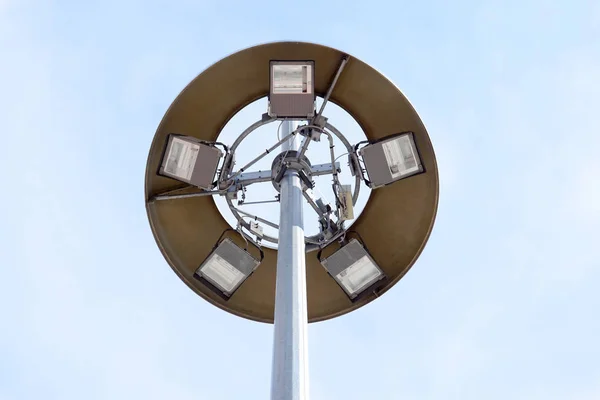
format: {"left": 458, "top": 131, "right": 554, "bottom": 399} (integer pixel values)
{"left": 1, "top": 1, "right": 599, "bottom": 399}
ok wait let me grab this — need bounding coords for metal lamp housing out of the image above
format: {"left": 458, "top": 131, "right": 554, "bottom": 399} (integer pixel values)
{"left": 268, "top": 60, "right": 315, "bottom": 119}
{"left": 194, "top": 238, "right": 260, "bottom": 298}
{"left": 158, "top": 134, "right": 223, "bottom": 190}
{"left": 320, "top": 239, "right": 385, "bottom": 300}
{"left": 359, "top": 131, "right": 424, "bottom": 189}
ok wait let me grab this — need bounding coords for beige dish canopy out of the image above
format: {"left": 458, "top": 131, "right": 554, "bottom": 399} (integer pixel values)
{"left": 144, "top": 41, "right": 439, "bottom": 323}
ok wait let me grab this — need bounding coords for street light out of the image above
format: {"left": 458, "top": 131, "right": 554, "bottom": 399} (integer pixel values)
{"left": 358, "top": 131, "right": 424, "bottom": 189}
{"left": 194, "top": 234, "right": 263, "bottom": 299}
{"left": 319, "top": 238, "right": 385, "bottom": 300}
{"left": 268, "top": 60, "right": 315, "bottom": 119}
{"left": 158, "top": 134, "right": 223, "bottom": 190}
{"left": 145, "top": 42, "right": 439, "bottom": 400}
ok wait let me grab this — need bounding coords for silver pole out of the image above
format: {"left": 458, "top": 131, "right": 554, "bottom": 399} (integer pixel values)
{"left": 271, "top": 120, "right": 309, "bottom": 400}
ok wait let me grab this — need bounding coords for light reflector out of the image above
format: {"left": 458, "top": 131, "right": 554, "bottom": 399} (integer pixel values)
{"left": 195, "top": 238, "right": 260, "bottom": 297}
{"left": 358, "top": 132, "right": 423, "bottom": 188}
{"left": 158, "top": 134, "right": 223, "bottom": 189}
{"left": 320, "top": 239, "right": 385, "bottom": 299}
{"left": 269, "top": 60, "right": 315, "bottom": 119}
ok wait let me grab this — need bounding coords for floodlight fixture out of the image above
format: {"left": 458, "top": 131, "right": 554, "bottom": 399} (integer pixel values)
{"left": 268, "top": 60, "right": 315, "bottom": 119}
{"left": 358, "top": 131, "right": 424, "bottom": 189}
{"left": 319, "top": 238, "right": 385, "bottom": 300}
{"left": 158, "top": 134, "right": 223, "bottom": 190}
{"left": 194, "top": 236, "right": 262, "bottom": 299}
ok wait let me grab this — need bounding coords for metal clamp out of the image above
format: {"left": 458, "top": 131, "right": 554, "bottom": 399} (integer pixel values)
{"left": 271, "top": 150, "right": 313, "bottom": 191}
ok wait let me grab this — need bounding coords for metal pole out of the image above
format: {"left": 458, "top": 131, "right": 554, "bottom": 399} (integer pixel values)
{"left": 271, "top": 120, "right": 309, "bottom": 400}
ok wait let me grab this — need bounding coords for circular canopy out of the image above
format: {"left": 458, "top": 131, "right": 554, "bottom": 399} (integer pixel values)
{"left": 145, "top": 41, "right": 439, "bottom": 323}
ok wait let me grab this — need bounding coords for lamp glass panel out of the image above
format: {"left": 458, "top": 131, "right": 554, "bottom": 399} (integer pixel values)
{"left": 272, "top": 64, "right": 313, "bottom": 94}
{"left": 199, "top": 253, "right": 245, "bottom": 294}
{"left": 164, "top": 137, "right": 200, "bottom": 181}
{"left": 381, "top": 134, "right": 420, "bottom": 179}
{"left": 335, "top": 255, "right": 382, "bottom": 296}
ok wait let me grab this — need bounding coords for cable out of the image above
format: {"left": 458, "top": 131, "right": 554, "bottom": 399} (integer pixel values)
{"left": 236, "top": 222, "right": 249, "bottom": 250}
{"left": 345, "top": 230, "right": 369, "bottom": 252}
{"left": 276, "top": 119, "right": 284, "bottom": 141}
{"left": 216, "top": 226, "right": 265, "bottom": 262}
{"left": 353, "top": 140, "right": 370, "bottom": 152}
{"left": 240, "top": 229, "right": 265, "bottom": 262}
{"left": 333, "top": 152, "right": 349, "bottom": 163}
{"left": 213, "top": 228, "right": 236, "bottom": 249}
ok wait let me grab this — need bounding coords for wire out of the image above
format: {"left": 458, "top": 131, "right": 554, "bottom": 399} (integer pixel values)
{"left": 345, "top": 230, "right": 370, "bottom": 252}
{"left": 276, "top": 119, "right": 284, "bottom": 141}
{"left": 238, "top": 226, "right": 265, "bottom": 261}
{"left": 333, "top": 152, "right": 349, "bottom": 163}
{"left": 214, "top": 228, "right": 236, "bottom": 249}
{"left": 353, "top": 140, "right": 370, "bottom": 152}
{"left": 236, "top": 222, "right": 249, "bottom": 250}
